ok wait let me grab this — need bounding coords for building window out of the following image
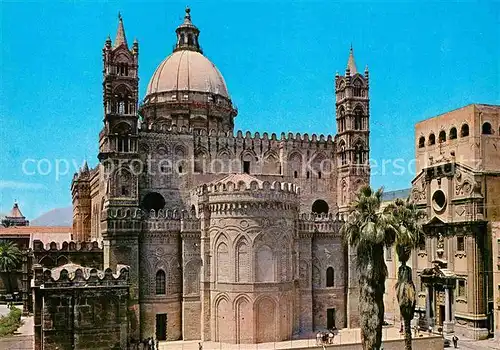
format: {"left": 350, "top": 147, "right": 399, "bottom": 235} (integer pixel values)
{"left": 156, "top": 270, "right": 166, "bottom": 295}
{"left": 354, "top": 143, "right": 364, "bottom": 164}
{"left": 312, "top": 200, "right": 329, "bottom": 214}
{"left": 482, "top": 122, "right": 492, "bottom": 135}
{"left": 326, "top": 267, "right": 334, "bottom": 287}
{"left": 117, "top": 137, "right": 130, "bottom": 152}
{"left": 449, "top": 127, "right": 457, "bottom": 140}
{"left": 294, "top": 170, "right": 298, "bottom": 178}
{"left": 428, "top": 133, "right": 436, "bottom": 145}
{"left": 318, "top": 171, "right": 322, "bottom": 179}
{"left": 418, "top": 136, "right": 425, "bottom": 148}
{"left": 243, "top": 161, "right": 250, "bottom": 174}
{"left": 439, "top": 130, "right": 446, "bottom": 143}
{"left": 461, "top": 124, "right": 469, "bottom": 137}
{"left": 457, "top": 236, "right": 465, "bottom": 251}
{"left": 306, "top": 171, "right": 310, "bottom": 179}
{"left": 353, "top": 80, "right": 362, "bottom": 97}
{"left": 457, "top": 280, "right": 466, "bottom": 298}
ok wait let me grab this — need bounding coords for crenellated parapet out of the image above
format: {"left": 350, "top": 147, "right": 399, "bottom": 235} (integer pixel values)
{"left": 197, "top": 176, "right": 300, "bottom": 196}
{"left": 297, "top": 213, "right": 345, "bottom": 237}
{"left": 193, "top": 130, "right": 336, "bottom": 157}
{"left": 33, "top": 263, "right": 129, "bottom": 289}
{"left": 33, "top": 240, "right": 102, "bottom": 252}
{"left": 32, "top": 240, "right": 104, "bottom": 270}
{"left": 196, "top": 174, "right": 300, "bottom": 219}
{"left": 141, "top": 208, "right": 200, "bottom": 234}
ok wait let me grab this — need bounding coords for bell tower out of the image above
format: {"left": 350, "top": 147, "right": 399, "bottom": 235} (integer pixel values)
{"left": 98, "top": 14, "right": 141, "bottom": 339}
{"left": 99, "top": 13, "right": 139, "bottom": 161}
{"left": 335, "top": 46, "right": 370, "bottom": 209}
{"left": 335, "top": 47, "right": 371, "bottom": 329}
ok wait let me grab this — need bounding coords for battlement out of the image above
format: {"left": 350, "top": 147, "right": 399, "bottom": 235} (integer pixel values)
{"left": 33, "top": 263, "right": 129, "bottom": 288}
{"left": 32, "top": 240, "right": 102, "bottom": 252}
{"left": 106, "top": 207, "right": 144, "bottom": 219}
{"left": 144, "top": 208, "right": 196, "bottom": 220}
{"left": 297, "top": 213, "right": 345, "bottom": 235}
{"left": 198, "top": 176, "right": 300, "bottom": 196}
{"left": 296, "top": 212, "right": 346, "bottom": 234}
{"left": 140, "top": 124, "right": 336, "bottom": 145}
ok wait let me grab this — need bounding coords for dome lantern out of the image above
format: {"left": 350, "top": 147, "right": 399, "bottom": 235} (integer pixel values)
{"left": 174, "top": 7, "right": 202, "bottom": 54}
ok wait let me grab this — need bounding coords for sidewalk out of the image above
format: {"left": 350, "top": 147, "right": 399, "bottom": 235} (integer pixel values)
{"left": 0, "top": 305, "right": 34, "bottom": 350}
{"left": 453, "top": 338, "right": 500, "bottom": 350}
{"left": 158, "top": 327, "right": 436, "bottom": 350}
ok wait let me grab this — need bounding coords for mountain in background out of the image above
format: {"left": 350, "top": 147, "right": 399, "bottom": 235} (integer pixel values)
{"left": 31, "top": 207, "right": 73, "bottom": 226}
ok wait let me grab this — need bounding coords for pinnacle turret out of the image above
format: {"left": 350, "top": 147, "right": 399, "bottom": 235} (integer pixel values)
{"left": 113, "top": 12, "right": 128, "bottom": 49}
{"left": 346, "top": 46, "right": 358, "bottom": 74}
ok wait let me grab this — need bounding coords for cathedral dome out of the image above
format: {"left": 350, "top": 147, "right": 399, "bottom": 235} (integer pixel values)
{"left": 146, "top": 50, "right": 229, "bottom": 98}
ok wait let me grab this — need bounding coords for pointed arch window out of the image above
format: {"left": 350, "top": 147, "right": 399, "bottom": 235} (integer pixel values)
{"left": 326, "top": 267, "right": 334, "bottom": 287}
{"left": 353, "top": 80, "right": 362, "bottom": 97}
{"left": 482, "top": 122, "right": 492, "bottom": 135}
{"left": 449, "top": 127, "right": 457, "bottom": 140}
{"left": 461, "top": 124, "right": 469, "bottom": 137}
{"left": 113, "top": 123, "right": 132, "bottom": 153}
{"left": 428, "top": 133, "right": 436, "bottom": 145}
{"left": 439, "top": 130, "right": 446, "bottom": 143}
{"left": 418, "top": 136, "right": 425, "bottom": 148}
{"left": 338, "top": 107, "right": 346, "bottom": 132}
{"left": 354, "top": 106, "right": 363, "bottom": 130}
{"left": 156, "top": 270, "right": 166, "bottom": 295}
{"left": 354, "top": 142, "right": 364, "bottom": 165}
{"left": 338, "top": 141, "right": 347, "bottom": 166}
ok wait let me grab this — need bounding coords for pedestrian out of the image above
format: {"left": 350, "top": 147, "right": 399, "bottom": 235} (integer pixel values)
{"left": 198, "top": 342, "right": 203, "bottom": 350}
{"left": 316, "top": 331, "right": 322, "bottom": 345}
{"left": 328, "top": 330, "right": 334, "bottom": 344}
{"left": 452, "top": 335, "right": 458, "bottom": 348}
{"left": 148, "top": 337, "right": 153, "bottom": 350}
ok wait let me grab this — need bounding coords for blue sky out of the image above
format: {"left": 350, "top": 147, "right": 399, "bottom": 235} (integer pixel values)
{"left": 0, "top": 1, "right": 499, "bottom": 219}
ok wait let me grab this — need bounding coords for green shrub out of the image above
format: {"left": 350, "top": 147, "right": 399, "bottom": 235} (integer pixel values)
{"left": 0, "top": 307, "right": 23, "bottom": 337}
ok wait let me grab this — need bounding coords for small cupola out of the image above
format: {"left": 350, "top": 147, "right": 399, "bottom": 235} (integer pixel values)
{"left": 174, "top": 7, "right": 202, "bottom": 53}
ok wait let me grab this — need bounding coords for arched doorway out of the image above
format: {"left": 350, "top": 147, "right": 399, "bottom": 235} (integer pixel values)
{"left": 141, "top": 192, "right": 166, "bottom": 211}
{"left": 312, "top": 200, "right": 329, "bottom": 214}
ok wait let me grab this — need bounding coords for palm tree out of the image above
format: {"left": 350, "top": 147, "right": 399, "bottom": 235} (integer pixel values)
{"left": 0, "top": 240, "right": 22, "bottom": 294}
{"left": 341, "top": 186, "right": 396, "bottom": 350}
{"left": 385, "top": 198, "right": 425, "bottom": 350}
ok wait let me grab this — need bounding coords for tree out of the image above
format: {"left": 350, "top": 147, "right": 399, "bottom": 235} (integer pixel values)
{"left": 341, "top": 186, "right": 396, "bottom": 350}
{"left": 385, "top": 198, "right": 425, "bottom": 350}
{"left": 0, "top": 241, "right": 22, "bottom": 294}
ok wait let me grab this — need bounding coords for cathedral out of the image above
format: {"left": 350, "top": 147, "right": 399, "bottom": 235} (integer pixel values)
{"left": 69, "top": 8, "right": 370, "bottom": 345}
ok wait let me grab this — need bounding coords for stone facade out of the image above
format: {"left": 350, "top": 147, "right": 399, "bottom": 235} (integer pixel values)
{"left": 32, "top": 263, "right": 130, "bottom": 350}
{"left": 407, "top": 104, "right": 500, "bottom": 339}
{"left": 68, "top": 8, "right": 371, "bottom": 345}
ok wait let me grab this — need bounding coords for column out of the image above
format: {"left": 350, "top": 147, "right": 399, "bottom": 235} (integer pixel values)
{"left": 450, "top": 288, "right": 455, "bottom": 322}
{"left": 445, "top": 287, "right": 450, "bottom": 323}
{"left": 443, "top": 286, "right": 454, "bottom": 333}
{"left": 425, "top": 285, "right": 431, "bottom": 323}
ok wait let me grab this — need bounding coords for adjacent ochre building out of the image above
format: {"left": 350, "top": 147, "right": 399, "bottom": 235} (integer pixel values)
{"left": 409, "top": 104, "right": 500, "bottom": 339}
{"left": 69, "top": 8, "right": 371, "bottom": 345}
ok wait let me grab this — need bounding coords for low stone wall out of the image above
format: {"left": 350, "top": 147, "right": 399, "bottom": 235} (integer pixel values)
{"left": 294, "top": 335, "right": 443, "bottom": 350}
